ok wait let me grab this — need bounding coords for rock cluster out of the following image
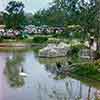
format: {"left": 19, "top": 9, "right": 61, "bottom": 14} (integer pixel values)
{"left": 39, "top": 42, "right": 70, "bottom": 57}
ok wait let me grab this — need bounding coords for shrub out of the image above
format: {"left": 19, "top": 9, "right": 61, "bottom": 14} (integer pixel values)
{"left": 16, "top": 32, "right": 29, "bottom": 40}
{"left": 48, "top": 38, "right": 60, "bottom": 43}
{"left": 52, "top": 33, "right": 69, "bottom": 38}
{"left": 1, "top": 36, "right": 16, "bottom": 39}
{"left": 17, "top": 34, "right": 28, "bottom": 40}
{"left": 71, "top": 46, "right": 80, "bottom": 56}
{"left": 0, "top": 36, "right": 3, "bottom": 42}
{"left": 67, "top": 45, "right": 80, "bottom": 57}
{"left": 72, "top": 63, "right": 100, "bottom": 77}
{"left": 52, "top": 33, "right": 60, "bottom": 38}
{"left": 32, "top": 36, "right": 48, "bottom": 43}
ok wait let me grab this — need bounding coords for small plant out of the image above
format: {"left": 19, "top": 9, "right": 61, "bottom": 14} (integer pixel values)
{"left": 52, "top": 33, "right": 69, "bottom": 38}
{"left": 48, "top": 38, "right": 60, "bottom": 43}
{"left": 0, "top": 36, "right": 3, "bottom": 42}
{"left": 16, "top": 32, "right": 29, "bottom": 40}
{"left": 72, "top": 63, "right": 100, "bottom": 78}
{"left": 71, "top": 45, "right": 80, "bottom": 55}
{"left": 32, "top": 36, "right": 48, "bottom": 43}
{"left": 67, "top": 45, "right": 80, "bottom": 57}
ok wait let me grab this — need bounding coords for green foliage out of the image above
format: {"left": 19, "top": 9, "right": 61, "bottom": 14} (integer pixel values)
{"left": 5, "top": 53, "right": 25, "bottom": 87}
{"left": 3, "top": 1, "right": 26, "bottom": 30}
{"left": 71, "top": 62, "right": 100, "bottom": 80}
{"left": 31, "top": 0, "right": 97, "bottom": 41}
{"left": 0, "top": 36, "right": 3, "bottom": 42}
{"left": 73, "top": 32, "right": 81, "bottom": 39}
{"left": 52, "top": 32, "right": 69, "bottom": 38}
{"left": 68, "top": 45, "right": 80, "bottom": 57}
{"left": 32, "top": 36, "right": 48, "bottom": 43}
{"left": 0, "top": 12, "right": 4, "bottom": 24}
{"left": 17, "top": 32, "right": 29, "bottom": 40}
{"left": 32, "top": 0, "right": 79, "bottom": 26}
{"left": 48, "top": 38, "right": 60, "bottom": 43}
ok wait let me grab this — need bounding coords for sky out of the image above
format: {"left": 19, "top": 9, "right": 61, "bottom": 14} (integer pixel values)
{"left": 0, "top": 0, "right": 52, "bottom": 13}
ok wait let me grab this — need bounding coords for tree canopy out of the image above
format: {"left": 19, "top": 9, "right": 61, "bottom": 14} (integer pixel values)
{"left": 32, "top": 0, "right": 96, "bottom": 32}
{"left": 3, "top": 1, "right": 26, "bottom": 30}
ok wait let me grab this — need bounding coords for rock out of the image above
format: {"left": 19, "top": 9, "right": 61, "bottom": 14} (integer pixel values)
{"left": 96, "top": 90, "right": 100, "bottom": 99}
{"left": 84, "top": 41, "right": 89, "bottom": 47}
{"left": 39, "top": 48, "right": 58, "bottom": 57}
{"left": 48, "top": 44, "right": 57, "bottom": 48}
{"left": 39, "top": 42, "right": 70, "bottom": 57}
{"left": 58, "top": 42, "right": 69, "bottom": 48}
{"left": 84, "top": 41, "right": 97, "bottom": 51}
{"left": 57, "top": 42, "right": 70, "bottom": 56}
{"left": 48, "top": 49, "right": 58, "bottom": 57}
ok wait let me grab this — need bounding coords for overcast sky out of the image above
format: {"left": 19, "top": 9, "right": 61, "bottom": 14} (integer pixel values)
{"left": 0, "top": 0, "right": 52, "bottom": 13}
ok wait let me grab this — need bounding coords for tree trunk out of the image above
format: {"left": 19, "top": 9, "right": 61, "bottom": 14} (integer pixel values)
{"left": 95, "top": 0, "right": 100, "bottom": 59}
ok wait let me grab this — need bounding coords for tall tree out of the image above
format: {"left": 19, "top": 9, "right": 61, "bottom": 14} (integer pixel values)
{"left": 3, "top": 1, "right": 25, "bottom": 30}
{"left": 0, "top": 12, "right": 4, "bottom": 24}
{"left": 94, "top": 0, "right": 100, "bottom": 59}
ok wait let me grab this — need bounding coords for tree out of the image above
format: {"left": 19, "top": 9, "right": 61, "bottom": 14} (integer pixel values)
{"left": 32, "top": 0, "right": 80, "bottom": 27}
{"left": 78, "top": 0, "right": 96, "bottom": 39}
{"left": 94, "top": 0, "right": 100, "bottom": 59}
{"left": 0, "top": 12, "right": 4, "bottom": 24}
{"left": 32, "top": 0, "right": 98, "bottom": 41}
{"left": 5, "top": 52, "right": 25, "bottom": 87}
{"left": 3, "top": 1, "right": 26, "bottom": 30}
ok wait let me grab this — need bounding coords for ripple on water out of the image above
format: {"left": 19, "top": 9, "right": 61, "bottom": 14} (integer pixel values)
{"left": 0, "top": 51, "right": 99, "bottom": 100}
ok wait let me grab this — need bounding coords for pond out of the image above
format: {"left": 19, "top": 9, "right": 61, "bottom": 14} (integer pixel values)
{"left": 0, "top": 50, "right": 100, "bottom": 100}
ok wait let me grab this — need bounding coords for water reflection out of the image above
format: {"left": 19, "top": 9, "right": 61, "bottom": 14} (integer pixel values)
{"left": 0, "top": 54, "right": 7, "bottom": 100}
{"left": 0, "top": 51, "right": 100, "bottom": 100}
{"left": 4, "top": 52, "right": 25, "bottom": 87}
{"left": 39, "top": 57, "right": 100, "bottom": 100}
{"left": 39, "top": 57, "right": 68, "bottom": 64}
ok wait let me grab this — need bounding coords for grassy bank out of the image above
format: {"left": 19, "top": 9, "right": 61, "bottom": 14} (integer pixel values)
{"left": 70, "top": 60, "right": 100, "bottom": 81}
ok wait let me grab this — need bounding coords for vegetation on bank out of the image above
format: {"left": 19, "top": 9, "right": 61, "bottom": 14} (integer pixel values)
{"left": 5, "top": 53, "right": 25, "bottom": 87}
{"left": 53, "top": 58, "right": 100, "bottom": 81}
{"left": 32, "top": 36, "right": 48, "bottom": 43}
{"left": 69, "top": 60, "right": 100, "bottom": 81}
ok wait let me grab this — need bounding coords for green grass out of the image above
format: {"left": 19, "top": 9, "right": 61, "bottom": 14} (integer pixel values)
{"left": 71, "top": 62, "right": 100, "bottom": 81}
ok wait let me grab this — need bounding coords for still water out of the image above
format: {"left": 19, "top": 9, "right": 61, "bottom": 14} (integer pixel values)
{"left": 0, "top": 50, "right": 100, "bottom": 100}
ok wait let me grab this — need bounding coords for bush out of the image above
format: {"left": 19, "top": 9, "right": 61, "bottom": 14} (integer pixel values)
{"left": 48, "top": 38, "right": 60, "bottom": 43}
{"left": 32, "top": 36, "right": 48, "bottom": 43}
{"left": 17, "top": 34, "right": 28, "bottom": 40}
{"left": 1, "top": 36, "right": 16, "bottom": 39}
{"left": 71, "top": 45, "right": 80, "bottom": 54}
{"left": 67, "top": 45, "right": 80, "bottom": 57}
{"left": 16, "top": 32, "right": 29, "bottom": 40}
{"left": 0, "top": 36, "right": 3, "bottom": 42}
{"left": 52, "top": 33, "right": 69, "bottom": 38}
{"left": 52, "top": 33, "right": 60, "bottom": 38}
{"left": 72, "top": 63, "right": 100, "bottom": 78}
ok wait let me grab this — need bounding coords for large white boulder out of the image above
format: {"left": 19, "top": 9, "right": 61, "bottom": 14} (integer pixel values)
{"left": 39, "top": 48, "right": 58, "bottom": 57}
{"left": 58, "top": 42, "right": 69, "bottom": 48}
{"left": 84, "top": 41, "right": 97, "bottom": 51}
{"left": 39, "top": 42, "right": 70, "bottom": 57}
{"left": 47, "top": 44, "right": 57, "bottom": 49}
